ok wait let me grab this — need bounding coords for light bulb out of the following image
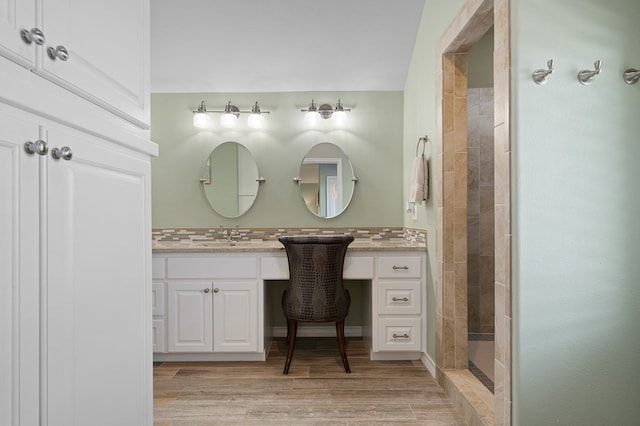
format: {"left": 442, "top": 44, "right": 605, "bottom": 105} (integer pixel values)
{"left": 220, "top": 113, "right": 238, "bottom": 128}
{"left": 248, "top": 113, "right": 264, "bottom": 129}
{"left": 333, "top": 110, "right": 347, "bottom": 126}
{"left": 304, "top": 111, "right": 319, "bottom": 128}
{"left": 333, "top": 99, "right": 348, "bottom": 126}
{"left": 193, "top": 112, "right": 208, "bottom": 128}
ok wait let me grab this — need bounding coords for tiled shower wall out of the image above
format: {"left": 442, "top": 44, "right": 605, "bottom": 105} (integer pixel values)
{"left": 467, "top": 88, "right": 495, "bottom": 335}
{"left": 435, "top": 0, "right": 511, "bottom": 424}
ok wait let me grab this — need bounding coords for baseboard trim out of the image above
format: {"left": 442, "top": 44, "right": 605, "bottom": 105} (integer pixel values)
{"left": 421, "top": 352, "right": 436, "bottom": 377}
{"left": 153, "top": 352, "right": 267, "bottom": 362}
{"left": 369, "top": 350, "right": 421, "bottom": 361}
{"left": 271, "top": 326, "right": 363, "bottom": 338}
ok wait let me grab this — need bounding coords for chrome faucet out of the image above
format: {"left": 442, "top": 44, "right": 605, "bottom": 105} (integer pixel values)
{"left": 219, "top": 225, "right": 239, "bottom": 242}
{"left": 219, "top": 225, "right": 229, "bottom": 242}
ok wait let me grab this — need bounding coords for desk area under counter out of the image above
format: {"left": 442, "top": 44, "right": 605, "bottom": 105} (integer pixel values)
{"left": 152, "top": 229, "right": 427, "bottom": 363}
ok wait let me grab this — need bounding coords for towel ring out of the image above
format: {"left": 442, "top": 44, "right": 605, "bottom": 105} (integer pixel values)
{"left": 416, "top": 135, "right": 429, "bottom": 157}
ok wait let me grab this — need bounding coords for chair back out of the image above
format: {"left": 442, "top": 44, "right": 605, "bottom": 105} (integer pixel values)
{"left": 278, "top": 235, "right": 354, "bottom": 322}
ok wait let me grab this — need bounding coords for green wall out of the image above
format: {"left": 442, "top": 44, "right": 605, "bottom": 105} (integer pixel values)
{"left": 405, "top": 1, "right": 640, "bottom": 422}
{"left": 512, "top": 0, "right": 640, "bottom": 423}
{"left": 403, "top": 0, "right": 466, "bottom": 364}
{"left": 151, "top": 91, "right": 404, "bottom": 228}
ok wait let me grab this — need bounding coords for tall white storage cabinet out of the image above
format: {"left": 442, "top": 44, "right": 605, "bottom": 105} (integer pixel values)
{"left": 0, "top": 1, "right": 156, "bottom": 425}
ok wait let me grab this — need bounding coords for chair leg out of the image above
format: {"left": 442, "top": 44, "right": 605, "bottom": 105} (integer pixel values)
{"left": 283, "top": 319, "right": 298, "bottom": 375}
{"left": 285, "top": 322, "right": 290, "bottom": 346}
{"left": 336, "top": 319, "right": 351, "bottom": 373}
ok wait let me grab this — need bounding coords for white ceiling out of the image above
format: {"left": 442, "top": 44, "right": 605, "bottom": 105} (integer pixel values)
{"left": 150, "top": 0, "right": 426, "bottom": 93}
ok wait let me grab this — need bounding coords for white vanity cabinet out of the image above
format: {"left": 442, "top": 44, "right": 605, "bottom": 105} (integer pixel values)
{"left": 0, "top": 0, "right": 149, "bottom": 126}
{"left": 152, "top": 249, "right": 426, "bottom": 364}
{"left": 373, "top": 256, "right": 424, "bottom": 354}
{"left": 154, "top": 254, "right": 263, "bottom": 360}
{"left": 0, "top": 104, "right": 154, "bottom": 425}
{"left": 1, "top": 1, "right": 154, "bottom": 424}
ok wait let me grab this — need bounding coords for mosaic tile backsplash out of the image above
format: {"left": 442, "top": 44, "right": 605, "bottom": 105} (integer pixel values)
{"left": 153, "top": 227, "right": 426, "bottom": 246}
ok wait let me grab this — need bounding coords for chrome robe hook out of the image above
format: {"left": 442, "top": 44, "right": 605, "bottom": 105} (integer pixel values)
{"left": 623, "top": 68, "right": 640, "bottom": 85}
{"left": 533, "top": 59, "right": 554, "bottom": 85}
{"left": 578, "top": 60, "right": 602, "bottom": 85}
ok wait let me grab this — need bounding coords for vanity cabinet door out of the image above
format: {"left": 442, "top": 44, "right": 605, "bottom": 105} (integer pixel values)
{"left": 0, "top": 0, "right": 37, "bottom": 67}
{"left": 0, "top": 106, "right": 40, "bottom": 426}
{"left": 212, "top": 280, "right": 259, "bottom": 352}
{"left": 0, "top": 0, "right": 149, "bottom": 127}
{"left": 152, "top": 319, "right": 166, "bottom": 353}
{"left": 44, "top": 124, "right": 151, "bottom": 425}
{"left": 152, "top": 282, "right": 166, "bottom": 352}
{"left": 167, "top": 281, "right": 213, "bottom": 352}
{"left": 38, "top": 0, "right": 149, "bottom": 126}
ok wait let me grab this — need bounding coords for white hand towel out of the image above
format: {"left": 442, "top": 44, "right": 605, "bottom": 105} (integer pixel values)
{"left": 409, "top": 154, "right": 428, "bottom": 204}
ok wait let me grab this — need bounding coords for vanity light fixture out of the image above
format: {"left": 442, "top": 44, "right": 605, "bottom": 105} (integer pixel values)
{"left": 193, "top": 100, "right": 209, "bottom": 128}
{"left": 301, "top": 99, "right": 351, "bottom": 120}
{"left": 332, "top": 99, "right": 348, "bottom": 125}
{"left": 302, "top": 99, "right": 319, "bottom": 127}
{"left": 220, "top": 102, "right": 240, "bottom": 128}
{"left": 247, "top": 101, "right": 266, "bottom": 129}
{"left": 192, "top": 100, "right": 270, "bottom": 129}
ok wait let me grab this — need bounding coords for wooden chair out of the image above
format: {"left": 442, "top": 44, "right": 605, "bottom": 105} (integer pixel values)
{"left": 278, "top": 235, "right": 354, "bottom": 374}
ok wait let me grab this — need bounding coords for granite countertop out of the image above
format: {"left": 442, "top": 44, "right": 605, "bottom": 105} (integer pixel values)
{"left": 152, "top": 239, "right": 426, "bottom": 254}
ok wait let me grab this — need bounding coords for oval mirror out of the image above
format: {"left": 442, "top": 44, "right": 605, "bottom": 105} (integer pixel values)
{"left": 202, "top": 142, "right": 260, "bottom": 218}
{"left": 298, "top": 142, "right": 356, "bottom": 218}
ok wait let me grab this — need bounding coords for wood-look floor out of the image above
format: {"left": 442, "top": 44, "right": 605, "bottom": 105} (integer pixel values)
{"left": 154, "top": 337, "right": 466, "bottom": 425}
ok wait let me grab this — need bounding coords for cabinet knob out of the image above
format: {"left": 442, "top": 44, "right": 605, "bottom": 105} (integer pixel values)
{"left": 392, "top": 297, "right": 409, "bottom": 302}
{"left": 47, "top": 45, "right": 69, "bottom": 61}
{"left": 213, "top": 288, "right": 219, "bottom": 293}
{"left": 51, "top": 146, "right": 73, "bottom": 161}
{"left": 24, "top": 140, "right": 48, "bottom": 156}
{"left": 20, "top": 28, "right": 45, "bottom": 45}
{"left": 203, "top": 288, "right": 210, "bottom": 293}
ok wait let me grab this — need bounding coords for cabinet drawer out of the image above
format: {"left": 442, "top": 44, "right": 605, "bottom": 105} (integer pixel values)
{"left": 377, "top": 281, "right": 421, "bottom": 315}
{"left": 377, "top": 256, "right": 422, "bottom": 278}
{"left": 344, "top": 256, "right": 374, "bottom": 279}
{"left": 260, "top": 255, "right": 288, "bottom": 279}
{"left": 152, "top": 282, "right": 165, "bottom": 316}
{"left": 376, "top": 318, "right": 421, "bottom": 351}
{"left": 168, "top": 256, "right": 258, "bottom": 279}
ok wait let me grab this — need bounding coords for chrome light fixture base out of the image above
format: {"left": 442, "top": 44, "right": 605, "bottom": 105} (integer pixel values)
{"left": 192, "top": 100, "right": 269, "bottom": 128}
{"left": 301, "top": 99, "right": 351, "bottom": 120}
